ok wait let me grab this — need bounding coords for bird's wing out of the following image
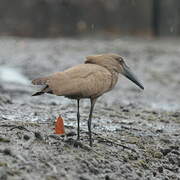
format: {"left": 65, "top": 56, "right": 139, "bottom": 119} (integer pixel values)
{"left": 47, "top": 64, "right": 113, "bottom": 98}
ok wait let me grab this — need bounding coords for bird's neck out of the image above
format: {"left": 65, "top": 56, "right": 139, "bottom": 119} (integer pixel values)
{"left": 109, "top": 70, "right": 119, "bottom": 89}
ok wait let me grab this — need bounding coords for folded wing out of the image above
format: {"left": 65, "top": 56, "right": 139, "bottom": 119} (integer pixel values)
{"left": 32, "top": 64, "right": 113, "bottom": 99}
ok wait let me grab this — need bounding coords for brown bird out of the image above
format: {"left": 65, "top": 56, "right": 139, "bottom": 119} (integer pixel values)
{"left": 32, "top": 54, "right": 144, "bottom": 146}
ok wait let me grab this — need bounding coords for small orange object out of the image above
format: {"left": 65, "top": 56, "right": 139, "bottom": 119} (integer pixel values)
{"left": 54, "top": 115, "right": 65, "bottom": 134}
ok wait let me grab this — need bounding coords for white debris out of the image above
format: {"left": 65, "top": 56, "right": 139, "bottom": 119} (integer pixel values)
{"left": 0, "top": 66, "right": 29, "bottom": 85}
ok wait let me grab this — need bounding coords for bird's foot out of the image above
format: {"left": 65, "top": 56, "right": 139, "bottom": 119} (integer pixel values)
{"left": 77, "top": 135, "right": 80, "bottom": 141}
{"left": 89, "top": 139, "right": 93, "bottom": 147}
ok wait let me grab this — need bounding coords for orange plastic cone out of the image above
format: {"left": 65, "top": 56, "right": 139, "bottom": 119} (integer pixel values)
{"left": 54, "top": 115, "right": 65, "bottom": 134}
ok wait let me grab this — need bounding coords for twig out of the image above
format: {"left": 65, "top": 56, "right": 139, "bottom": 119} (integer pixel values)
{"left": 78, "top": 131, "right": 136, "bottom": 153}
{"left": 46, "top": 162, "right": 57, "bottom": 174}
{"left": 10, "top": 126, "right": 30, "bottom": 132}
{"left": 0, "top": 124, "right": 16, "bottom": 128}
{"left": 95, "top": 134, "right": 136, "bottom": 153}
{"left": 64, "top": 138, "right": 102, "bottom": 155}
{"left": 121, "top": 125, "right": 142, "bottom": 131}
{"left": 0, "top": 124, "right": 30, "bottom": 132}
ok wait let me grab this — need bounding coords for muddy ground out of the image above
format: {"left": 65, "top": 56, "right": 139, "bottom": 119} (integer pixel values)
{"left": 0, "top": 36, "right": 180, "bottom": 180}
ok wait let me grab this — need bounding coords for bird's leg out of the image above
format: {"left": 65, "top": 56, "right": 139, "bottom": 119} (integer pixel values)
{"left": 77, "top": 99, "right": 80, "bottom": 140}
{"left": 88, "top": 98, "right": 97, "bottom": 147}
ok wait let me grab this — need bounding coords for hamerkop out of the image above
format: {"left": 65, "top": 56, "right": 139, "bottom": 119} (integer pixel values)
{"left": 32, "top": 54, "right": 144, "bottom": 146}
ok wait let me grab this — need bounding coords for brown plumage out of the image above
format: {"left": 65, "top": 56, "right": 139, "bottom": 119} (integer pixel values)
{"left": 32, "top": 54, "right": 144, "bottom": 146}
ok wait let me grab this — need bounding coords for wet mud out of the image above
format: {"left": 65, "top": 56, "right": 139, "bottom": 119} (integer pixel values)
{"left": 0, "top": 37, "right": 180, "bottom": 179}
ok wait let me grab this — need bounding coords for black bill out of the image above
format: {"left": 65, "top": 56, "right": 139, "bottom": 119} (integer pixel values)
{"left": 122, "top": 64, "right": 144, "bottom": 90}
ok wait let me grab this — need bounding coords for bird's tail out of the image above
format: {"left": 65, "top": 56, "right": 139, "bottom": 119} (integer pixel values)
{"left": 32, "top": 91, "right": 44, "bottom": 96}
{"left": 32, "top": 77, "right": 51, "bottom": 96}
{"left": 32, "top": 77, "right": 48, "bottom": 85}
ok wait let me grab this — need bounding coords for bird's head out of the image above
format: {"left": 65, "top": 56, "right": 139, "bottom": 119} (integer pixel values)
{"left": 85, "top": 54, "right": 144, "bottom": 90}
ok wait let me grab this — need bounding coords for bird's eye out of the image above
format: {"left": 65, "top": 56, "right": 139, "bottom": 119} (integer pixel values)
{"left": 116, "top": 57, "right": 124, "bottom": 64}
